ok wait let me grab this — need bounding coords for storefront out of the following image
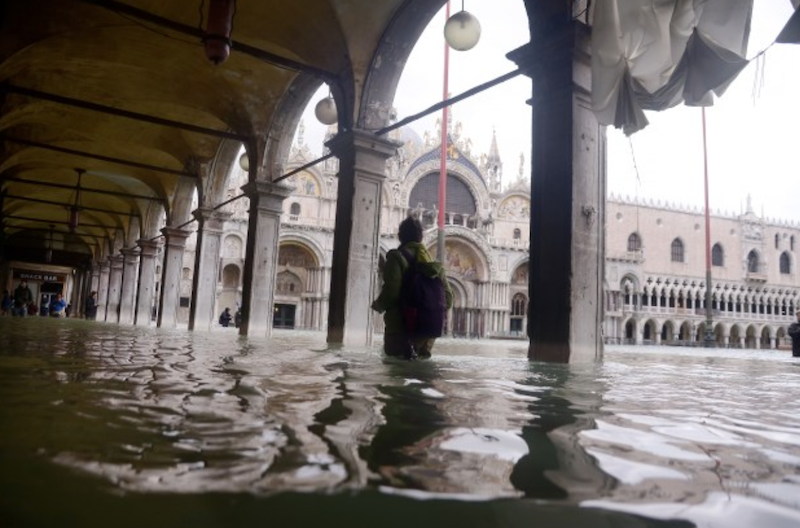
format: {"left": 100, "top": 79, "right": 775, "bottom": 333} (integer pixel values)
{"left": 9, "top": 267, "right": 72, "bottom": 316}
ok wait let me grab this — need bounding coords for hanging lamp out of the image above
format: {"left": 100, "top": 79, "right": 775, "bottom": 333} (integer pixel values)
{"left": 68, "top": 168, "right": 84, "bottom": 233}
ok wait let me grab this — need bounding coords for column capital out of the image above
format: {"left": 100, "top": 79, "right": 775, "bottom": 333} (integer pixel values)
{"left": 108, "top": 254, "right": 124, "bottom": 268}
{"left": 120, "top": 247, "right": 140, "bottom": 259}
{"left": 137, "top": 238, "right": 161, "bottom": 256}
{"left": 193, "top": 206, "right": 233, "bottom": 222}
{"left": 325, "top": 129, "right": 400, "bottom": 181}
{"left": 240, "top": 180, "right": 293, "bottom": 214}
{"left": 161, "top": 226, "right": 192, "bottom": 246}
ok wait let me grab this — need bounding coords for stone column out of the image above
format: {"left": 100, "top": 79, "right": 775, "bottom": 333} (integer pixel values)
{"left": 188, "top": 208, "right": 231, "bottom": 331}
{"left": 96, "top": 260, "right": 110, "bottom": 322}
{"left": 158, "top": 227, "right": 191, "bottom": 329}
{"left": 90, "top": 263, "right": 101, "bottom": 298}
{"left": 508, "top": 14, "right": 604, "bottom": 362}
{"left": 118, "top": 248, "right": 139, "bottom": 325}
{"left": 325, "top": 130, "right": 398, "bottom": 347}
{"left": 239, "top": 181, "right": 292, "bottom": 337}
{"left": 105, "top": 254, "right": 124, "bottom": 323}
{"left": 135, "top": 239, "right": 160, "bottom": 327}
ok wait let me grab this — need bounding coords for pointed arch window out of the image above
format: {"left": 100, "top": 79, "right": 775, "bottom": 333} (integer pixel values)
{"left": 711, "top": 243, "right": 724, "bottom": 267}
{"left": 747, "top": 250, "right": 759, "bottom": 273}
{"left": 775, "top": 233, "right": 780, "bottom": 249}
{"left": 780, "top": 251, "right": 791, "bottom": 274}
{"left": 670, "top": 238, "right": 684, "bottom": 263}
{"left": 290, "top": 202, "right": 301, "bottom": 216}
{"left": 627, "top": 232, "right": 642, "bottom": 252}
{"left": 792, "top": 235, "right": 796, "bottom": 251}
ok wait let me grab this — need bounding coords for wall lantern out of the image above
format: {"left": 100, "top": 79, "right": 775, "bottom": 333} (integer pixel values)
{"left": 238, "top": 151, "right": 249, "bottom": 172}
{"left": 314, "top": 93, "right": 338, "bottom": 125}
{"left": 68, "top": 168, "right": 84, "bottom": 233}
{"left": 203, "top": 0, "right": 237, "bottom": 65}
{"left": 444, "top": 1, "right": 481, "bottom": 51}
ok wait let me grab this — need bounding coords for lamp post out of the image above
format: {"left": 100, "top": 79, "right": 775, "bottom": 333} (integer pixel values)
{"left": 702, "top": 107, "right": 715, "bottom": 347}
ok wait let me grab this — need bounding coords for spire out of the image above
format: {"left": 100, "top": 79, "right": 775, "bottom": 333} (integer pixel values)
{"left": 485, "top": 127, "right": 503, "bottom": 193}
{"left": 488, "top": 128, "right": 501, "bottom": 162}
{"left": 746, "top": 194, "right": 753, "bottom": 214}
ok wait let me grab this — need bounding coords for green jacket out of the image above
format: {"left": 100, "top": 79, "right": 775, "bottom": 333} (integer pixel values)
{"left": 371, "top": 241, "right": 454, "bottom": 334}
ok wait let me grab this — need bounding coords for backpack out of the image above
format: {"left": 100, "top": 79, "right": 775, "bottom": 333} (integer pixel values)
{"left": 397, "top": 247, "right": 447, "bottom": 338}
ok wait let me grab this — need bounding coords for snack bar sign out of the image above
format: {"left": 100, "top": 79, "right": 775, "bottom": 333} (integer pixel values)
{"left": 13, "top": 270, "right": 67, "bottom": 282}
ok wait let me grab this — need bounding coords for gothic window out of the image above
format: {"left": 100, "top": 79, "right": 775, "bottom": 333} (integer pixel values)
{"left": 627, "top": 232, "right": 642, "bottom": 252}
{"left": 290, "top": 202, "right": 301, "bottom": 216}
{"left": 792, "top": 236, "right": 796, "bottom": 251}
{"left": 511, "top": 293, "right": 527, "bottom": 316}
{"left": 670, "top": 238, "right": 684, "bottom": 263}
{"left": 513, "top": 228, "right": 521, "bottom": 240}
{"left": 775, "top": 233, "right": 780, "bottom": 249}
{"left": 747, "top": 250, "right": 759, "bottom": 273}
{"left": 780, "top": 251, "right": 791, "bottom": 274}
{"left": 712, "top": 243, "right": 724, "bottom": 266}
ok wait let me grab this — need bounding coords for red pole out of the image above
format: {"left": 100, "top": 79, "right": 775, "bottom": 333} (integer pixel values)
{"left": 702, "top": 107, "right": 714, "bottom": 346}
{"left": 437, "top": 1, "right": 450, "bottom": 263}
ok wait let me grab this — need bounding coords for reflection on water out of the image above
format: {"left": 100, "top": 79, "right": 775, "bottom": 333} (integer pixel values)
{"left": 1, "top": 318, "right": 799, "bottom": 528}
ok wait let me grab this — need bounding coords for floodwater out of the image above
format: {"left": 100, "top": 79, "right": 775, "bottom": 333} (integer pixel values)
{"left": 1, "top": 317, "right": 799, "bottom": 528}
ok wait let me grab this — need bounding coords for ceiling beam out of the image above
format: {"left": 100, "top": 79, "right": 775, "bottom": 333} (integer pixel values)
{"left": 4, "top": 193, "right": 138, "bottom": 217}
{"left": 3, "top": 84, "right": 249, "bottom": 142}
{"left": 3, "top": 176, "right": 164, "bottom": 202}
{"left": 4, "top": 213, "right": 117, "bottom": 231}
{"left": 75, "top": 0, "right": 335, "bottom": 81}
{"left": 2, "top": 137, "right": 196, "bottom": 177}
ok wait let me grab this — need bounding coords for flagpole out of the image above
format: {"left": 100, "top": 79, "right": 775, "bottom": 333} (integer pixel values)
{"left": 437, "top": 0, "right": 451, "bottom": 264}
{"left": 702, "top": 107, "right": 715, "bottom": 347}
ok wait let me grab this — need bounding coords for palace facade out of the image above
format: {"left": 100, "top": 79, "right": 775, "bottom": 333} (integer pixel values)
{"left": 180, "top": 120, "right": 800, "bottom": 349}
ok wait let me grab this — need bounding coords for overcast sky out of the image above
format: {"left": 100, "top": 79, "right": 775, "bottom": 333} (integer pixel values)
{"left": 298, "top": 1, "right": 800, "bottom": 222}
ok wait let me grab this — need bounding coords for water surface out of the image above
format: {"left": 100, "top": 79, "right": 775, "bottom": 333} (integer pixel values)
{"left": 1, "top": 317, "right": 799, "bottom": 528}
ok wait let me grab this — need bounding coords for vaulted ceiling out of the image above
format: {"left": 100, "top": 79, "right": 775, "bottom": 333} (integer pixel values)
{"left": 0, "top": 0, "right": 436, "bottom": 267}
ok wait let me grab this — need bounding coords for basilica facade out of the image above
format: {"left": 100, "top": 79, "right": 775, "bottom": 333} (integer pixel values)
{"left": 179, "top": 120, "right": 800, "bottom": 350}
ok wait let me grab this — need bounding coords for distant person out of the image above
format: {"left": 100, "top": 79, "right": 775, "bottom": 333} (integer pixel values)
{"left": 219, "top": 307, "right": 232, "bottom": 327}
{"left": 789, "top": 310, "right": 800, "bottom": 358}
{"left": 1, "top": 290, "right": 12, "bottom": 316}
{"left": 12, "top": 280, "right": 33, "bottom": 317}
{"left": 371, "top": 216, "right": 453, "bottom": 360}
{"left": 234, "top": 308, "right": 242, "bottom": 328}
{"left": 85, "top": 291, "right": 98, "bottom": 320}
{"left": 49, "top": 293, "right": 67, "bottom": 317}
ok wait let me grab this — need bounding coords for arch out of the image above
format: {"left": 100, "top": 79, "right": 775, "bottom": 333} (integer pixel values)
{"left": 278, "top": 242, "right": 319, "bottom": 269}
{"left": 627, "top": 232, "right": 642, "bottom": 252}
{"left": 624, "top": 318, "right": 637, "bottom": 342}
{"left": 289, "top": 202, "right": 302, "bottom": 216}
{"left": 679, "top": 321, "right": 693, "bottom": 342}
{"left": 745, "top": 324, "right": 759, "bottom": 349}
{"left": 498, "top": 195, "right": 531, "bottom": 220}
{"left": 643, "top": 319, "right": 658, "bottom": 342}
{"left": 760, "top": 326, "right": 772, "bottom": 349}
{"left": 221, "top": 263, "right": 240, "bottom": 289}
{"left": 423, "top": 225, "right": 497, "bottom": 280}
{"left": 442, "top": 237, "right": 487, "bottom": 282}
{"left": 661, "top": 320, "right": 676, "bottom": 342}
{"left": 712, "top": 243, "right": 724, "bottom": 266}
{"left": 511, "top": 261, "right": 528, "bottom": 285}
{"left": 510, "top": 292, "right": 527, "bottom": 334}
